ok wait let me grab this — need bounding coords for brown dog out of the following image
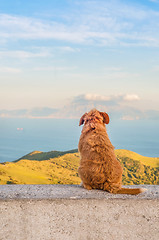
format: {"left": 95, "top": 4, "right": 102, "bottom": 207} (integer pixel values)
{"left": 78, "top": 109, "right": 146, "bottom": 194}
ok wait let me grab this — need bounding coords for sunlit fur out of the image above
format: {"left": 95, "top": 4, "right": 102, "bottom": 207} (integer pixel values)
{"left": 78, "top": 109, "right": 146, "bottom": 194}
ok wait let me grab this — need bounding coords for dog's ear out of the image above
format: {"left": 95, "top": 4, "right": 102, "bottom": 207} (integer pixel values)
{"left": 99, "top": 112, "right": 109, "bottom": 124}
{"left": 79, "top": 113, "right": 87, "bottom": 126}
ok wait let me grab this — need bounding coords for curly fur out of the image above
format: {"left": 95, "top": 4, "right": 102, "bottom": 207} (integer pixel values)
{"left": 78, "top": 109, "right": 146, "bottom": 195}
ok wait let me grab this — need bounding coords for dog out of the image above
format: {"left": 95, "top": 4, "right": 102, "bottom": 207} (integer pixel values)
{"left": 78, "top": 109, "right": 146, "bottom": 194}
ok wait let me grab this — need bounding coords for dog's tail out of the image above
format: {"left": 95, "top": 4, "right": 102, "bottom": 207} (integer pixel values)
{"left": 116, "top": 187, "right": 147, "bottom": 195}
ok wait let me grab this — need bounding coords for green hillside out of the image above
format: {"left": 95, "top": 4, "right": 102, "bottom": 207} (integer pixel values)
{"left": 0, "top": 153, "right": 80, "bottom": 185}
{"left": 0, "top": 149, "right": 158, "bottom": 185}
{"left": 15, "top": 149, "right": 78, "bottom": 162}
{"left": 115, "top": 149, "right": 159, "bottom": 168}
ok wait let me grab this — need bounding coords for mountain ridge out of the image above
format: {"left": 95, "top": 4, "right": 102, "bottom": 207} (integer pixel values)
{"left": 14, "top": 148, "right": 159, "bottom": 168}
{"left": 14, "top": 149, "right": 78, "bottom": 162}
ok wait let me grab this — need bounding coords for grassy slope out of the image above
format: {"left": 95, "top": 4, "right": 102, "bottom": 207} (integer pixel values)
{"left": 0, "top": 150, "right": 158, "bottom": 185}
{"left": 15, "top": 149, "right": 78, "bottom": 161}
{"left": 115, "top": 149, "right": 159, "bottom": 168}
{"left": 0, "top": 153, "right": 80, "bottom": 185}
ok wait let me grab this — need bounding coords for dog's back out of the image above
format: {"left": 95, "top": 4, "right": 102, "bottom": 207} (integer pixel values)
{"left": 78, "top": 109, "right": 147, "bottom": 194}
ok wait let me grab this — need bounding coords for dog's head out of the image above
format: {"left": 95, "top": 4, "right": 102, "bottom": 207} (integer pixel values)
{"left": 79, "top": 109, "right": 109, "bottom": 128}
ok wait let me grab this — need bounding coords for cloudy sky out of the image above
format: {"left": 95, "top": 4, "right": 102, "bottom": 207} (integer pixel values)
{"left": 0, "top": 0, "right": 159, "bottom": 119}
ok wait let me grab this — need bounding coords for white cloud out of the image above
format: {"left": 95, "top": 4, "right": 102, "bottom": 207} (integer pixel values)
{"left": 84, "top": 94, "right": 111, "bottom": 101}
{"left": 0, "top": 0, "right": 159, "bottom": 47}
{"left": 0, "top": 67, "right": 21, "bottom": 73}
{"left": 149, "top": 0, "right": 159, "bottom": 3}
{"left": 123, "top": 94, "right": 140, "bottom": 101}
{"left": 34, "top": 66, "right": 76, "bottom": 72}
{"left": 121, "top": 115, "right": 140, "bottom": 121}
{"left": 0, "top": 49, "right": 51, "bottom": 59}
{"left": 74, "top": 93, "right": 140, "bottom": 103}
{"left": 105, "top": 71, "right": 140, "bottom": 80}
{"left": 0, "top": 46, "right": 79, "bottom": 61}
{"left": 57, "top": 46, "right": 80, "bottom": 52}
{"left": 0, "top": 14, "right": 85, "bottom": 43}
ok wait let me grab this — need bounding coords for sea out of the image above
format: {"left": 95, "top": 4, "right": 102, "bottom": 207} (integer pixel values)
{"left": 0, "top": 118, "right": 159, "bottom": 163}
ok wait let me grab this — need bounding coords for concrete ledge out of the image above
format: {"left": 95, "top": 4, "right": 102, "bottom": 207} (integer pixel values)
{"left": 0, "top": 185, "right": 159, "bottom": 240}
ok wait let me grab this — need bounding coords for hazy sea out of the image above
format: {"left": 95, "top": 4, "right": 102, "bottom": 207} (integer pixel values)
{"left": 0, "top": 118, "right": 159, "bottom": 163}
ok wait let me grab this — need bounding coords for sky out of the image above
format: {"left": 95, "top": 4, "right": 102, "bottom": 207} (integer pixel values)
{"left": 0, "top": 0, "right": 159, "bottom": 120}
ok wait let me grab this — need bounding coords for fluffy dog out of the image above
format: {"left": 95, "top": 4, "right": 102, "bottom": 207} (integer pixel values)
{"left": 78, "top": 109, "right": 146, "bottom": 194}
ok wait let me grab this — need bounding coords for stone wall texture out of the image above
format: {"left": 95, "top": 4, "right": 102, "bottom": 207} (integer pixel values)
{"left": 0, "top": 185, "right": 159, "bottom": 240}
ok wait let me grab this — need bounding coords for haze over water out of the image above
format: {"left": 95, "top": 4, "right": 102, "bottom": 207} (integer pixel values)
{"left": 0, "top": 118, "right": 159, "bottom": 163}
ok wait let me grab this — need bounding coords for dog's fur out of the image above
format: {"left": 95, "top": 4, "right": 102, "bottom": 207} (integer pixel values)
{"left": 78, "top": 109, "right": 146, "bottom": 194}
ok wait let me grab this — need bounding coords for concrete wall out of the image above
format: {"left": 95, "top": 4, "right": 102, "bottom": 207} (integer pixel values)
{"left": 0, "top": 185, "right": 159, "bottom": 240}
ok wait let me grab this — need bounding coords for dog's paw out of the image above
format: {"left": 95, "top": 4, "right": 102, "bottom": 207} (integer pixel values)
{"left": 83, "top": 183, "right": 92, "bottom": 190}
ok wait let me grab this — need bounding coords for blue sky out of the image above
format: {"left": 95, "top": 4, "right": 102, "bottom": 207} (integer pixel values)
{"left": 0, "top": 0, "right": 159, "bottom": 119}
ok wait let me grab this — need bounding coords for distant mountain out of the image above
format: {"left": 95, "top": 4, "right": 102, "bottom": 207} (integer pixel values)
{"left": 0, "top": 149, "right": 158, "bottom": 185}
{"left": 0, "top": 107, "right": 58, "bottom": 118}
{"left": 14, "top": 149, "right": 78, "bottom": 162}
